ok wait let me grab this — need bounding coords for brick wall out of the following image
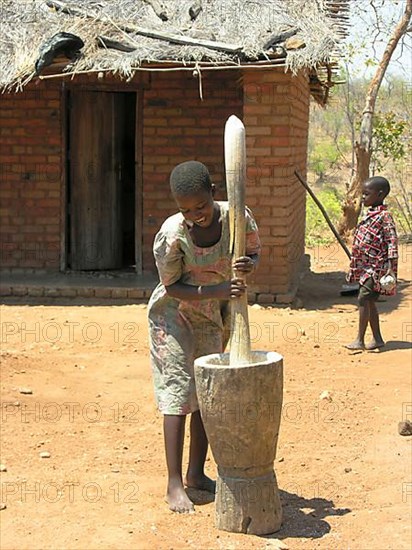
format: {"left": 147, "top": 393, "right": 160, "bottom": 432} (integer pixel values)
{"left": 0, "top": 81, "right": 62, "bottom": 269}
{"left": 243, "top": 69, "right": 310, "bottom": 302}
{"left": 142, "top": 70, "right": 243, "bottom": 270}
{"left": 0, "top": 69, "right": 310, "bottom": 300}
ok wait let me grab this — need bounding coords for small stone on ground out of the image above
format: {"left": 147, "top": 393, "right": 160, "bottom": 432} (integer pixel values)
{"left": 39, "top": 451, "right": 51, "bottom": 458}
{"left": 398, "top": 420, "right": 412, "bottom": 436}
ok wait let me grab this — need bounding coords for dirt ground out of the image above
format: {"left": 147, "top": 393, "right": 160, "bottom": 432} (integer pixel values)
{"left": 1, "top": 245, "right": 411, "bottom": 550}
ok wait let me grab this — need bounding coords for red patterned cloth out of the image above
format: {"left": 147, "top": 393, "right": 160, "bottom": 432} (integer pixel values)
{"left": 347, "top": 205, "right": 398, "bottom": 295}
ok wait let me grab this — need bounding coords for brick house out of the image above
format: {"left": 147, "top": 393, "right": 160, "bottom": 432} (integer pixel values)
{"left": 0, "top": 0, "right": 349, "bottom": 303}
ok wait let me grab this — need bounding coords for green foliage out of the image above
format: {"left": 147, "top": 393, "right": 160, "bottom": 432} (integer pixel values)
{"left": 305, "top": 187, "right": 343, "bottom": 246}
{"left": 386, "top": 161, "right": 412, "bottom": 237}
{"left": 309, "top": 142, "right": 339, "bottom": 180}
{"left": 387, "top": 197, "right": 412, "bottom": 237}
{"left": 308, "top": 137, "right": 351, "bottom": 181}
{"left": 372, "top": 111, "right": 407, "bottom": 169}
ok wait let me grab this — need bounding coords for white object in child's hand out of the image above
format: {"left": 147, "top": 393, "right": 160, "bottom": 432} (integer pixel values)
{"left": 379, "top": 273, "right": 396, "bottom": 292}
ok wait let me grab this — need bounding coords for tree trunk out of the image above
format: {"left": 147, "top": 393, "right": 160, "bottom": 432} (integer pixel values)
{"left": 339, "top": 0, "right": 412, "bottom": 236}
{"left": 338, "top": 143, "right": 371, "bottom": 236}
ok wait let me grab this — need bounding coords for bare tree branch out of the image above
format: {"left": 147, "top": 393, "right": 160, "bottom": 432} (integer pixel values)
{"left": 370, "top": 0, "right": 381, "bottom": 34}
{"left": 359, "top": 0, "right": 412, "bottom": 149}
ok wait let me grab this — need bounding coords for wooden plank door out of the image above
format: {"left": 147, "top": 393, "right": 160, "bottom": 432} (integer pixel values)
{"left": 69, "top": 91, "right": 123, "bottom": 270}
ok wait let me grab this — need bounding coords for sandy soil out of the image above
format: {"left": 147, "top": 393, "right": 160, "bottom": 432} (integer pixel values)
{"left": 1, "top": 245, "right": 411, "bottom": 550}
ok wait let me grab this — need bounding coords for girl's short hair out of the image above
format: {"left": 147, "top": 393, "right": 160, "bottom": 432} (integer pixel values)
{"left": 170, "top": 161, "right": 212, "bottom": 196}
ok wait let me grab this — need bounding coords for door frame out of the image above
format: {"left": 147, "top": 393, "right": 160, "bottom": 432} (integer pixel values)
{"left": 60, "top": 78, "right": 147, "bottom": 274}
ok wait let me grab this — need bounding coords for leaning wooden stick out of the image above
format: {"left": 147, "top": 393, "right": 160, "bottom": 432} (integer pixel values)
{"left": 225, "top": 115, "right": 252, "bottom": 365}
{"left": 294, "top": 170, "right": 351, "bottom": 259}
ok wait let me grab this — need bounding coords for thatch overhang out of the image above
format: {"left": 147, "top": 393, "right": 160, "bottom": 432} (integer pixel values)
{"left": 1, "top": 0, "right": 350, "bottom": 104}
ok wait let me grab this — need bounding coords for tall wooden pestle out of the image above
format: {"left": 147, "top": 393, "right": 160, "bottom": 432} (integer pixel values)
{"left": 225, "top": 115, "right": 252, "bottom": 365}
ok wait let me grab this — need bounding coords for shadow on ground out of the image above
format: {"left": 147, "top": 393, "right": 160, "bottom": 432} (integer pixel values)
{"left": 263, "top": 489, "right": 351, "bottom": 541}
{"left": 187, "top": 486, "right": 351, "bottom": 541}
{"left": 365, "top": 340, "right": 412, "bottom": 352}
{"left": 296, "top": 268, "right": 410, "bottom": 313}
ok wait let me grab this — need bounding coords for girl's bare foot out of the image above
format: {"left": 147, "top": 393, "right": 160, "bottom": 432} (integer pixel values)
{"left": 185, "top": 474, "right": 216, "bottom": 494}
{"left": 344, "top": 340, "right": 365, "bottom": 350}
{"left": 365, "top": 339, "right": 385, "bottom": 351}
{"left": 166, "top": 482, "right": 194, "bottom": 513}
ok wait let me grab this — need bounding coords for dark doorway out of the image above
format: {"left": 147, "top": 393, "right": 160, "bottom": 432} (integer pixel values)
{"left": 67, "top": 90, "right": 136, "bottom": 270}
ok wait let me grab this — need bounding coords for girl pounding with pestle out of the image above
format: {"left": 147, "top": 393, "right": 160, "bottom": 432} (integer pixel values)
{"left": 148, "top": 161, "right": 261, "bottom": 513}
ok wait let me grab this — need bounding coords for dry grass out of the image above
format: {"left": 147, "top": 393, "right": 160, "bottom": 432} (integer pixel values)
{"left": 0, "top": 0, "right": 349, "bottom": 90}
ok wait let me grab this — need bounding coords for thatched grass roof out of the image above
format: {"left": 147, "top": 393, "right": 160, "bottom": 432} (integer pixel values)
{"left": 1, "top": 0, "right": 350, "bottom": 95}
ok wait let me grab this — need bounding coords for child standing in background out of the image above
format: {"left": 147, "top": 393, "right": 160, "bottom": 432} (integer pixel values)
{"left": 147, "top": 161, "right": 261, "bottom": 513}
{"left": 345, "top": 176, "right": 398, "bottom": 351}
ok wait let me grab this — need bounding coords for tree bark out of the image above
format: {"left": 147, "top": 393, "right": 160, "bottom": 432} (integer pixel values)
{"left": 338, "top": 0, "right": 412, "bottom": 236}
